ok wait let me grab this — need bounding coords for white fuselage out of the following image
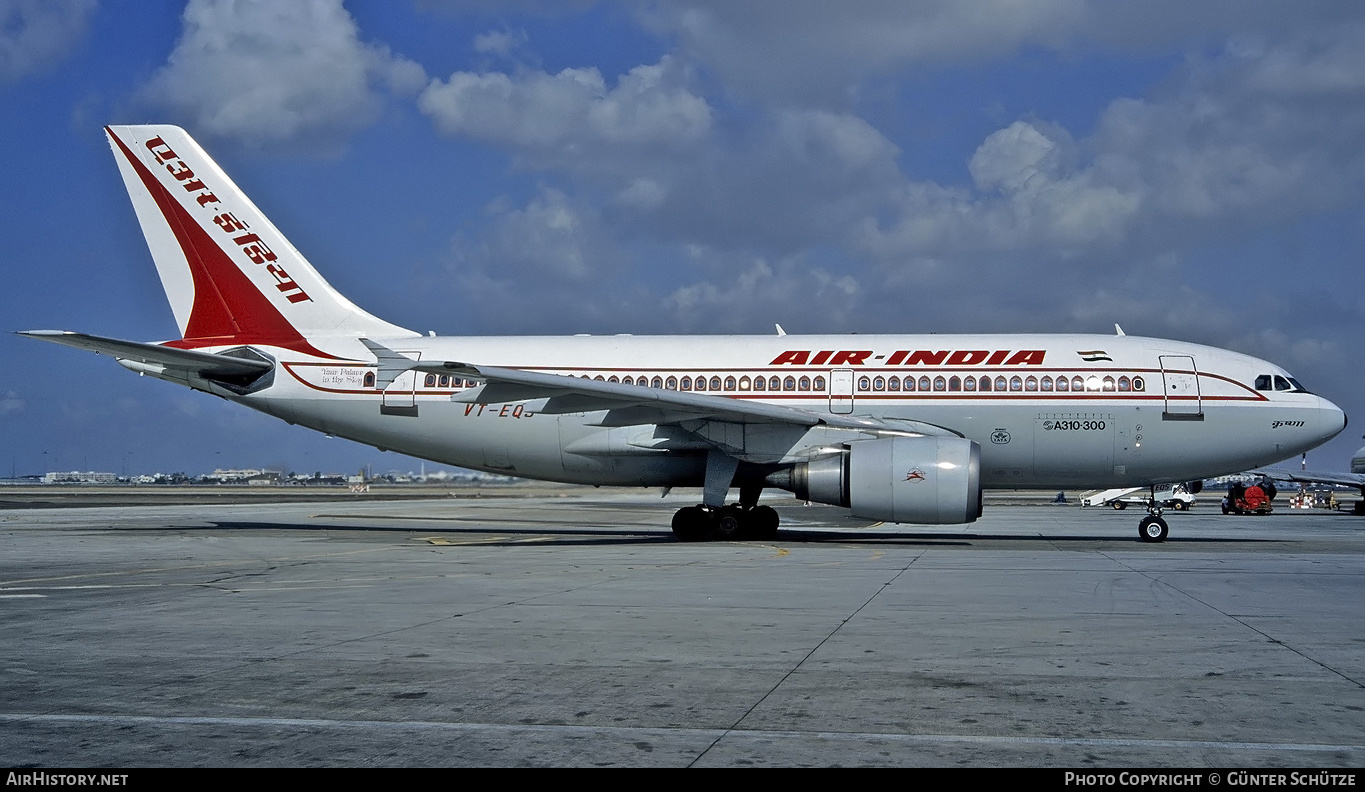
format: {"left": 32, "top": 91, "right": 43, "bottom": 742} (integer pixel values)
{"left": 190, "top": 331, "right": 1344, "bottom": 491}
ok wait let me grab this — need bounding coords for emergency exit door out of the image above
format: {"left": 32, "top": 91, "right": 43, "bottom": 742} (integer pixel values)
{"left": 829, "top": 369, "right": 854, "bottom": 414}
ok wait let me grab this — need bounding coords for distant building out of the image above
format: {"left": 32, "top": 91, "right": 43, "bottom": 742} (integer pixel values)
{"left": 43, "top": 471, "right": 117, "bottom": 484}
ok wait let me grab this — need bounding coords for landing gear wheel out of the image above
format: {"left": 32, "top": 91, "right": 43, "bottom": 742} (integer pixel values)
{"left": 1138, "top": 515, "right": 1169, "bottom": 543}
{"left": 671, "top": 506, "right": 710, "bottom": 542}
{"left": 750, "top": 505, "right": 780, "bottom": 540}
{"left": 712, "top": 505, "right": 746, "bottom": 540}
{"left": 1111, "top": 500, "right": 1127, "bottom": 510}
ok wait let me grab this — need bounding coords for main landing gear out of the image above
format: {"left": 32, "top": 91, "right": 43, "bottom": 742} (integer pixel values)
{"left": 671, "top": 504, "right": 780, "bottom": 542}
{"left": 1138, "top": 485, "right": 1169, "bottom": 543}
{"left": 672, "top": 456, "right": 781, "bottom": 541}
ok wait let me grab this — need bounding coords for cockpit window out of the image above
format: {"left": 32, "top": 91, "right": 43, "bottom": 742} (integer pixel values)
{"left": 1255, "top": 373, "right": 1312, "bottom": 394}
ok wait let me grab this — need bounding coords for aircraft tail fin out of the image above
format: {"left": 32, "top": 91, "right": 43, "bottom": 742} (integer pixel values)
{"left": 104, "top": 125, "right": 416, "bottom": 354}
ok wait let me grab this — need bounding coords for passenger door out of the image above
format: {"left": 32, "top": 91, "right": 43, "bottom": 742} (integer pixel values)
{"left": 1159, "top": 355, "right": 1202, "bottom": 420}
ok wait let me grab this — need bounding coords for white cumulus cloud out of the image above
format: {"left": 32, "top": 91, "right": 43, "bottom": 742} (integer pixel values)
{"left": 418, "top": 56, "right": 711, "bottom": 160}
{"left": 140, "top": 0, "right": 424, "bottom": 147}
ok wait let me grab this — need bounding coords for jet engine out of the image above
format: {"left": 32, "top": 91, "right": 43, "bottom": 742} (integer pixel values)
{"left": 780, "top": 436, "right": 982, "bottom": 524}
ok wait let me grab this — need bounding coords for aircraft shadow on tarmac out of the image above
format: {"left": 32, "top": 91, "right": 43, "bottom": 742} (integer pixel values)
{"left": 180, "top": 520, "right": 1278, "bottom": 547}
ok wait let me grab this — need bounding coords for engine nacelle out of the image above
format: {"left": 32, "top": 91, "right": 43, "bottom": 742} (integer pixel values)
{"left": 788, "top": 436, "right": 982, "bottom": 524}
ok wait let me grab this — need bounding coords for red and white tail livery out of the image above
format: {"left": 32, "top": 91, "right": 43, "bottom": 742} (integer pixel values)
{"left": 104, "top": 125, "right": 414, "bottom": 353}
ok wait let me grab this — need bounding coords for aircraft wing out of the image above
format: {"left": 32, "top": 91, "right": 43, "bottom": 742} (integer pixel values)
{"left": 360, "top": 338, "right": 960, "bottom": 437}
{"left": 19, "top": 330, "right": 272, "bottom": 378}
{"left": 1254, "top": 467, "right": 1365, "bottom": 490}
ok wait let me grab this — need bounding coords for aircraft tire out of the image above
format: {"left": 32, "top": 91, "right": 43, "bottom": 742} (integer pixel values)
{"left": 750, "top": 505, "right": 780, "bottom": 540}
{"left": 672, "top": 506, "right": 710, "bottom": 542}
{"left": 712, "top": 505, "right": 746, "bottom": 540}
{"left": 1138, "top": 515, "right": 1169, "bottom": 543}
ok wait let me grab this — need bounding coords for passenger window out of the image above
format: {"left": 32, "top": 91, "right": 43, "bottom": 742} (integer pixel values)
{"left": 978, "top": 376, "right": 991, "bottom": 392}
{"left": 621, "top": 376, "right": 634, "bottom": 386}
{"left": 1132, "top": 377, "right": 1144, "bottom": 391}
{"left": 964, "top": 376, "right": 977, "bottom": 392}
{"left": 949, "top": 376, "right": 961, "bottom": 391}
{"left": 710, "top": 376, "right": 723, "bottom": 391}
{"left": 797, "top": 376, "right": 809, "bottom": 391}
{"left": 769, "top": 376, "right": 781, "bottom": 391}
{"left": 934, "top": 376, "right": 946, "bottom": 392}
{"left": 680, "top": 376, "right": 692, "bottom": 390}
{"left": 857, "top": 376, "right": 870, "bottom": 391}
{"left": 1117, "top": 376, "right": 1130, "bottom": 392}
{"left": 750, "top": 376, "right": 763, "bottom": 391}
{"left": 739, "top": 376, "right": 751, "bottom": 391}
{"left": 665, "top": 376, "right": 677, "bottom": 389}
{"left": 873, "top": 376, "right": 885, "bottom": 391}
{"left": 919, "top": 376, "right": 932, "bottom": 392}
{"left": 888, "top": 376, "right": 900, "bottom": 391}
{"left": 724, "top": 376, "right": 737, "bottom": 391}
{"left": 595, "top": 375, "right": 606, "bottom": 382}
{"left": 1055, "top": 376, "right": 1068, "bottom": 392}
{"left": 995, "top": 376, "right": 1008, "bottom": 391}
{"left": 1025, "top": 376, "right": 1037, "bottom": 392}
{"left": 1040, "top": 376, "right": 1053, "bottom": 392}
{"left": 364, "top": 371, "right": 376, "bottom": 388}
{"left": 813, "top": 376, "right": 826, "bottom": 391}
{"left": 1009, "top": 376, "right": 1021, "bottom": 392}
{"left": 1102, "top": 376, "right": 1115, "bottom": 391}
{"left": 424, "top": 374, "right": 436, "bottom": 387}
{"left": 651, "top": 376, "right": 663, "bottom": 389}
{"left": 1071, "top": 376, "right": 1084, "bottom": 391}
{"left": 608, "top": 375, "right": 619, "bottom": 384}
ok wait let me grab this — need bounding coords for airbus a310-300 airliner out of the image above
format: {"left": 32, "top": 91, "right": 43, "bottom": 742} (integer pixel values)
{"left": 22, "top": 125, "right": 1347, "bottom": 542}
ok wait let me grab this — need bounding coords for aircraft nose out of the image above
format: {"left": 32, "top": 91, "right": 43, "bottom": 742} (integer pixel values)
{"left": 1319, "top": 396, "right": 1348, "bottom": 441}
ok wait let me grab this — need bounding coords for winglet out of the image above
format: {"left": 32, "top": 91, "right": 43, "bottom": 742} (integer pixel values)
{"left": 775, "top": 324, "right": 786, "bottom": 337}
{"left": 1115, "top": 324, "right": 1125, "bottom": 336}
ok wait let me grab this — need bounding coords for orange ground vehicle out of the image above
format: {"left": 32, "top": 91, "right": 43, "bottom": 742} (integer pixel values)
{"left": 1222, "top": 481, "right": 1276, "bottom": 515}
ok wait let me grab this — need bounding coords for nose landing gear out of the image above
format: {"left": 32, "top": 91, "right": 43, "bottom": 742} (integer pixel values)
{"left": 1138, "top": 486, "right": 1169, "bottom": 542}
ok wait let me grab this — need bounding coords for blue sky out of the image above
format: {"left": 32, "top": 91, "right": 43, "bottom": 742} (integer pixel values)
{"left": 2, "top": 0, "right": 1364, "bottom": 478}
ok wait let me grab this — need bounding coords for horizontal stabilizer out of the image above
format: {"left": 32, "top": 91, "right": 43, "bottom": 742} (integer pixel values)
{"left": 18, "top": 330, "right": 272, "bottom": 378}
